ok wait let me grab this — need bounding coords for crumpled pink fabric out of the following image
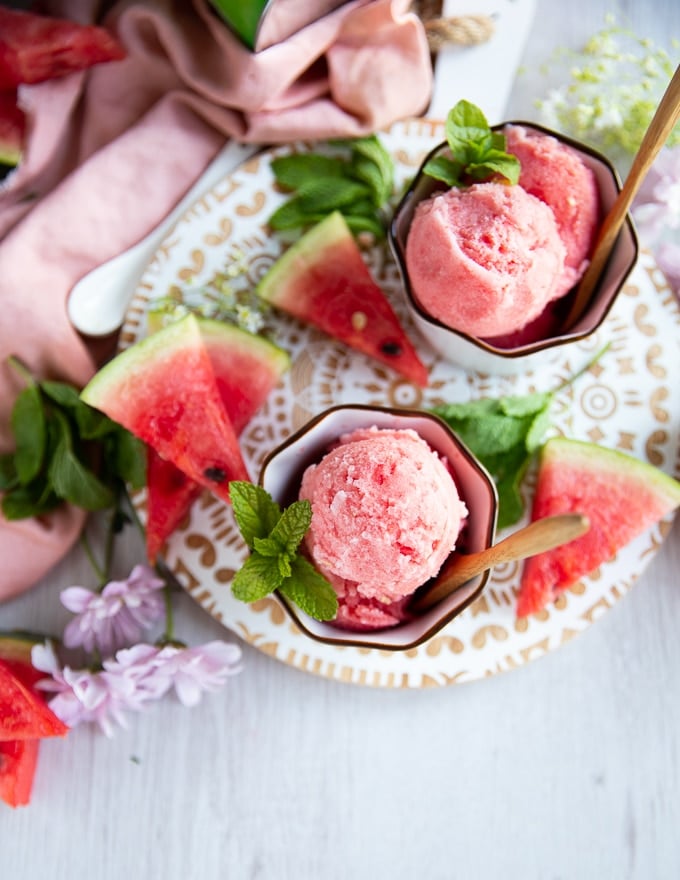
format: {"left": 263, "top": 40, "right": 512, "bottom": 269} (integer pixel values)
{"left": 0, "top": 0, "right": 433, "bottom": 602}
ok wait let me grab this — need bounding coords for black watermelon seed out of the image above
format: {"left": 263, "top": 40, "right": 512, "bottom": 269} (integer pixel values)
{"left": 204, "top": 466, "right": 227, "bottom": 483}
{"left": 381, "top": 340, "right": 403, "bottom": 357}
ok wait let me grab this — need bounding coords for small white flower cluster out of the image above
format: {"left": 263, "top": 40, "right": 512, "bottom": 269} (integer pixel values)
{"left": 534, "top": 17, "right": 679, "bottom": 175}
{"left": 31, "top": 565, "right": 242, "bottom": 736}
{"left": 533, "top": 17, "right": 680, "bottom": 296}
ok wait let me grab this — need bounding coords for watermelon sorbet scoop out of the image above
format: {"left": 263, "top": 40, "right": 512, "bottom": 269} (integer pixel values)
{"left": 404, "top": 125, "right": 600, "bottom": 340}
{"left": 298, "top": 426, "right": 468, "bottom": 631}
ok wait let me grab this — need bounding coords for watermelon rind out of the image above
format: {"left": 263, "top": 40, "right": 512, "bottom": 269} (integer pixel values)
{"left": 144, "top": 318, "right": 290, "bottom": 561}
{"left": 257, "top": 211, "right": 429, "bottom": 387}
{"left": 81, "top": 313, "right": 250, "bottom": 503}
{"left": 517, "top": 437, "right": 680, "bottom": 616}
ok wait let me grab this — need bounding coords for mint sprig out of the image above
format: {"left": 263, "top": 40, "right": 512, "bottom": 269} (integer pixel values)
{"left": 0, "top": 357, "right": 146, "bottom": 521}
{"left": 423, "top": 99, "right": 520, "bottom": 188}
{"left": 229, "top": 481, "right": 338, "bottom": 621}
{"left": 430, "top": 345, "right": 610, "bottom": 528}
{"left": 268, "top": 135, "right": 394, "bottom": 238}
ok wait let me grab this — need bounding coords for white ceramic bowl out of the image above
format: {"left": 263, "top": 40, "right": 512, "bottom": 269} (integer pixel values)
{"left": 259, "top": 404, "right": 498, "bottom": 651}
{"left": 389, "top": 121, "right": 639, "bottom": 375}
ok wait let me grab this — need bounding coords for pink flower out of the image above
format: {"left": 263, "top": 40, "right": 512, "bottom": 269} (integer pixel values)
{"left": 633, "top": 145, "right": 680, "bottom": 297}
{"left": 61, "top": 564, "right": 166, "bottom": 655}
{"left": 31, "top": 638, "right": 243, "bottom": 736}
{"left": 141, "top": 641, "right": 244, "bottom": 707}
{"left": 32, "top": 641, "right": 156, "bottom": 737}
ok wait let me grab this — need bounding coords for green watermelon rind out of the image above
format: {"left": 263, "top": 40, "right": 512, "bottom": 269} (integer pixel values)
{"left": 540, "top": 437, "right": 680, "bottom": 508}
{"left": 517, "top": 436, "right": 680, "bottom": 616}
{"left": 81, "top": 313, "right": 250, "bottom": 499}
{"left": 143, "top": 318, "right": 290, "bottom": 560}
{"left": 257, "top": 210, "right": 429, "bottom": 387}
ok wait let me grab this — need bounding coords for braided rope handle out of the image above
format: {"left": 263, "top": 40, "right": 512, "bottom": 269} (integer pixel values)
{"left": 423, "top": 14, "right": 495, "bottom": 51}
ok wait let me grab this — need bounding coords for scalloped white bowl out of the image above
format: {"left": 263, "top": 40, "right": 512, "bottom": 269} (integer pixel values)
{"left": 259, "top": 404, "right": 498, "bottom": 651}
{"left": 389, "top": 121, "right": 639, "bottom": 376}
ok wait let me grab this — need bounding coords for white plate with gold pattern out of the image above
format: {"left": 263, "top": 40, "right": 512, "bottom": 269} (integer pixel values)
{"left": 120, "top": 118, "right": 680, "bottom": 689}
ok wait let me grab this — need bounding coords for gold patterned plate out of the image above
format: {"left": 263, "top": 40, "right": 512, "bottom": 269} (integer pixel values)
{"left": 121, "top": 118, "right": 680, "bottom": 688}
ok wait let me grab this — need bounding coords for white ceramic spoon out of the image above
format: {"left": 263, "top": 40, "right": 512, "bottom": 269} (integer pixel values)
{"left": 67, "top": 141, "right": 257, "bottom": 338}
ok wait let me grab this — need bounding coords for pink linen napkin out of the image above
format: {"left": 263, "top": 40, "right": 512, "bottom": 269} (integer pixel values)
{"left": 0, "top": 0, "right": 433, "bottom": 601}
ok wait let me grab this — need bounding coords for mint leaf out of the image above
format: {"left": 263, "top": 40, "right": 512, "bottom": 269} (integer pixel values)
{"left": 48, "top": 411, "right": 114, "bottom": 510}
{"left": 0, "top": 453, "right": 18, "bottom": 491}
{"left": 296, "top": 177, "right": 372, "bottom": 213}
{"left": 430, "top": 347, "right": 610, "bottom": 527}
{"left": 271, "top": 153, "right": 346, "bottom": 189}
{"left": 425, "top": 99, "right": 520, "bottom": 188}
{"left": 230, "top": 481, "right": 281, "bottom": 548}
{"left": 268, "top": 499, "right": 312, "bottom": 554}
{"left": 279, "top": 556, "right": 339, "bottom": 621}
{"left": 267, "top": 136, "right": 394, "bottom": 236}
{"left": 11, "top": 385, "right": 46, "bottom": 484}
{"left": 230, "top": 482, "right": 337, "bottom": 621}
{"left": 231, "top": 553, "right": 285, "bottom": 602}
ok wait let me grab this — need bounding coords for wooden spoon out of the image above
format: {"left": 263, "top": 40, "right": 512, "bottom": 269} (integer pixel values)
{"left": 565, "top": 63, "right": 680, "bottom": 329}
{"left": 413, "top": 513, "right": 590, "bottom": 612}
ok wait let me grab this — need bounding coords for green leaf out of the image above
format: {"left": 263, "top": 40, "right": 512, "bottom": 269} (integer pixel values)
{"left": 112, "top": 429, "right": 146, "bottom": 489}
{"left": 1, "top": 482, "right": 60, "bottom": 521}
{"left": 499, "top": 392, "right": 552, "bottom": 418}
{"left": 425, "top": 99, "right": 520, "bottom": 188}
{"left": 47, "top": 411, "right": 114, "bottom": 510}
{"left": 296, "top": 177, "right": 372, "bottom": 214}
{"left": 0, "top": 453, "right": 18, "bottom": 490}
{"left": 268, "top": 499, "right": 312, "bottom": 555}
{"left": 11, "top": 386, "right": 46, "bottom": 484}
{"left": 231, "top": 552, "right": 285, "bottom": 602}
{"left": 279, "top": 556, "right": 339, "bottom": 621}
{"left": 342, "top": 214, "right": 386, "bottom": 239}
{"left": 421, "top": 155, "right": 463, "bottom": 188}
{"left": 271, "top": 153, "right": 346, "bottom": 190}
{"left": 267, "top": 198, "right": 322, "bottom": 231}
{"left": 230, "top": 481, "right": 281, "bottom": 548}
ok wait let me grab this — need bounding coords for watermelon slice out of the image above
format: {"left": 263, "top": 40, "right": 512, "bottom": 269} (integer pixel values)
{"left": 517, "top": 437, "right": 680, "bottom": 616}
{"left": 257, "top": 211, "right": 429, "bottom": 387}
{"left": 0, "top": 7, "right": 125, "bottom": 90}
{"left": 0, "top": 658, "right": 68, "bottom": 742}
{"left": 0, "top": 90, "right": 25, "bottom": 169}
{"left": 145, "top": 319, "right": 290, "bottom": 561}
{"left": 81, "top": 314, "right": 250, "bottom": 505}
{"left": 0, "top": 634, "right": 68, "bottom": 808}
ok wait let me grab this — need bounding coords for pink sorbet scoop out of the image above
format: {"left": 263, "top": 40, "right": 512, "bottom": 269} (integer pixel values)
{"left": 504, "top": 123, "right": 600, "bottom": 289}
{"left": 299, "top": 426, "right": 468, "bottom": 631}
{"left": 405, "top": 182, "right": 568, "bottom": 338}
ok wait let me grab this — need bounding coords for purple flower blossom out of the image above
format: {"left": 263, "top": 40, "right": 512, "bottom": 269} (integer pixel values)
{"left": 633, "top": 145, "right": 680, "bottom": 297}
{"left": 142, "top": 641, "right": 244, "bottom": 707}
{"left": 60, "top": 564, "right": 166, "bottom": 655}
{"left": 31, "top": 638, "right": 243, "bottom": 737}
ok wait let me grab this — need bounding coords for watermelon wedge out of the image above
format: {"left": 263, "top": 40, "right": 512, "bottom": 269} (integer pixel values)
{"left": 517, "top": 437, "right": 680, "bottom": 616}
{"left": 81, "top": 314, "right": 250, "bottom": 505}
{"left": 0, "top": 658, "right": 68, "bottom": 742}
{"left": 257, "top": 211, "right": 429, "bottom": 387}
{"left": 0, "top": 635, "right": 68, "bottom": 808}
{"left": 145, "top": 319, "right": 290, "bottom": 561}
{"left": 0, "top": 7, "right": 125, "bottom": 90}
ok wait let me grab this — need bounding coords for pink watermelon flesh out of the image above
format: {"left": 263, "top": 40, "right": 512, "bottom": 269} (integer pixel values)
{"left": 145, "top": 318, "right": 290, "bottom": 561}
{"left": 0, "top": 90, "right": 25, "bottom": 167}
{"left": 0, "top": 7, "right": 125, "bottom": 90}
{"left": 517, "top": 437, "right": 680, "bottom": 617}
{"left": 258, "top": 211, "right": 429, "bottom": 387}
{"left": 81, "top": 314, "right": 250, "bottom": 506}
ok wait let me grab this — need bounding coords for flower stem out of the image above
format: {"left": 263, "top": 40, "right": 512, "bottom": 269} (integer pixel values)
{"left": 79, "top": 528, "right": 107, "bottom": 586}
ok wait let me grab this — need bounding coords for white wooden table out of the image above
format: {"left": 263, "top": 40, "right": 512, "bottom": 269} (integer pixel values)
{"left": 2, "top": 2, "right": 679, "bottom": 878}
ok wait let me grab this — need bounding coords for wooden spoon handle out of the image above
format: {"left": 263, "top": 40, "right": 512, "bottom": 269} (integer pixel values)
{"left": 415, "top": 513, "right": 590, "bottom": 611}
{"left": 566, "top": 63, "right": 680, "bottom": 328}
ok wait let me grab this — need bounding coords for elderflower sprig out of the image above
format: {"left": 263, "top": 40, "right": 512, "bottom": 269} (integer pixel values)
{"left": 534, "top": 16, "right": 679, "bottom": 175}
